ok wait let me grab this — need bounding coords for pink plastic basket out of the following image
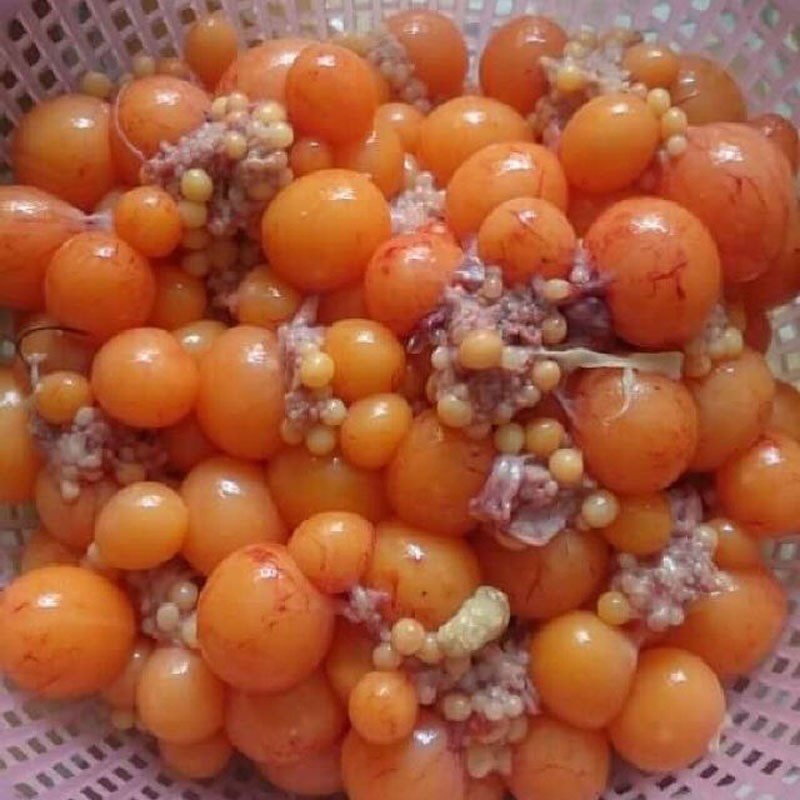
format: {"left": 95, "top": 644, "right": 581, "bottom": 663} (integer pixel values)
{"left": 0, "top": 1, "right": 799, "bottom": 799}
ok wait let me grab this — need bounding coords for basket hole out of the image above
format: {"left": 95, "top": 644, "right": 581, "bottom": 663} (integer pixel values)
{"left": 17, "top": 93, "right": 35, "bottom": 114}
{"left": 142, "top": 787, "right": 158, "bottom": 800}
{"left": 32, "top": 0, "right": 52, "bottom": 19}
{"left": 8, "top": 18, "right": 27, "bottom": 42}
{"left": 744, "top": 747, "right": 764, "bottom": 765}
{"left": 179, "top": 7, "right": 197, "bottom": 25}
{"left": 23, "top": 42, "right": 41, "bottom": 66}
{"left": 71, "top": 753, "right": 90, "bottom": 771}
{"left": 151, "top": 18, "right": 169, "bottom": 41}
{"left": 12, "top": 784, "right": 36, "bottom": 800}
{"left": 38, "top": 68, "right": 57, "bottom": 91}
{"left": 35, "top": 773, "right": 54, "bottom": 789}
{"left": 762, "top": 758, "right": 783, "bottom": 775}
{"left": 80, "top": 789, "right": 102, "bottom": 800}
{"left": 112, "top": 8, "right": 133, "bottom": 31}
{"left": 27, "top": 737, "right": 46, "bottom": 755}
{"left": 46, "top": 22, "right": 65, "bottom": 43}
{"left": 53, "top": 762, "right": 74, "bottom": 780}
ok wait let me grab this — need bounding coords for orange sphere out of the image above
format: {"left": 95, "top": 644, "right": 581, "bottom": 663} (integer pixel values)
{"left": 770, "top": 380, "right": 800, "bottom": 441}
{"left": 658, "top": 123, "right": 794, "bottom": 283}
{"left": 476, "top": 529, "right": 609, "bottom": 620}
{"left": 573, "top": 369, "right": 699, "bottom": 495}
{"left": 216, "top": 38, "right": 312, "bottom": 104}
{"left": 0, "top": 566, "right": 135, "bottom": 699}
{"left": 349, "top": 670, "right": 418, "bottom": 745}
{"left": 114, "top": 187, "right": 182, "bottom": 258}
{"left": 34, "top": 370, "right": 92, "bottom": 425}
{"left": 609, "top": 647, "right": 726, "bottom": 773}
{"left": 364, "top": 520, "right": 481, "bottom": 629}
{"left": 600, "top": 493, "right": 672, "bottom": 556}
{"left": 0, "top": 369, "right": 40, "bottom": 503}
{"left": 266, "top": 447, "right": 389, "bottom": 527}
{"left": 288, "top": 511, "right": 375, "bottom": 594}
{"left": 364, "top": 230, "right": 463, "bottom": 336}
{"left": 149, "top": 264, "right": 207, "bottom": 330}
{"left": 622, "top": 41, "right": 679, "bottom": 89}
{"left": 225, "top": 670, "right": 345, "bottom": 765}
{"left": 386, "top": 410, "right": 494, "bottom": 537}
{"left": 741, "top": 212, "right": 800, "bottom": 311}
{"left": 560, "top": 94, "right": 660, "bottom": 194}
{"left": 184, "top": 12, "right": 238, "bottom": 89}
{"left": 110, "top": 76, "right": 210, "bottom": 184}
{"left": 0, "top": 186, "right": 87, "bottom": 310}
{"left": 160, "top": 732, "right": 233, "bottom": 780}
{"left": 45, "top": 231, "right": 156, "bottom": 341}
{"left": 342, "top": 712, "right": 465, "bottom": 800}
{"left": 584, "top": 197, "right": 721, "bottom": 348}
{"left": 181, "top": 455, "right": 286, "bottom": 575}
{"left": 260, "top": 743, "right": 343, "bottom": 797}
{"left": 334, "top": 125, "right": 405, "bottom": 198}
{"left": 91, "top": 327, "right": 199, "bottom": 428}
{"left": 101, "top": 636, "right": 153, "bottom": 711}
{"left": 172, "top": 318, "right": 227, "bottom": 362}
{"left": 375, "top": 102, "right": 425, "bottom": 151}
{"left": 286, "top": 43, "right": 377, "bottom": 145}
{"left": 386, "top": 10, "right": 468, "bottom": 100}
{"left": 20, "top": 527, "right": 80, "bottom": 574}
{"left": 195, "top": 325, "right": 284, "bottom": 459}
{"left": 709, "top": 518, "right": 763, "bottom": 571}
{"left": 529, "top": 611, "right": 637, "bottom": 730}
{"left": 340, "top": 393, "right": 413, "bottom": 470}
{"left": 479, "top": 16, "right": 568, "bottom": 114}
{"left": 716, "top": 431, "right": 800, "bottom": 537}
{"left": 670, "top": 53, "right": 747, "bottom": 125}
{"left": 235, "top": 265, "right": 301, "bottom": 329}
{"left": 416, "top": 96, "right": 532, "bottom": 185}
{"left": 747, "top": 112, "right": 799, "bottom": 173}
{"left": 137, "top": 646, "right": 226, "bottom": 744}
{"left": 94, "top": 481, "right": 188, "bottom": 569}
{"left": 197, "top": 543, "right": 334, "bottom": 692}
{"left": 264, "top": 169, "right": 391, "bottom": 292}
{"left": 687, "top": 348, "right": 775, "bottom": 471}
{"left": 318, "top": 281, "right": 368, "bottom": 325}
{"left": 446, "top": 141, "right": 568, "bottom": 238}
{"left": 325, "top": 618, "right": 375, "bottom": 705}
{"left": 664, "top": 570, "right": 787, "bottom": 680}
{"left": 13, "top": 94, "right": 116, "bottom": 211}
{"left": 566, "top": 186, "right": 637, "bottom": 238}
{"left": 323, "top": 318, "right": 405, "bottom": 402}
{"left": 477, "top": 197, "right": 576, "bottom": 284}
{"left": 508, "top": 716, "right": 610, "bottom": 800}
{"left": 290, "top": 136, "right": 334, "bottom": 177}
{"left": 35, "top": 472, "right": 115, "bottom": 550}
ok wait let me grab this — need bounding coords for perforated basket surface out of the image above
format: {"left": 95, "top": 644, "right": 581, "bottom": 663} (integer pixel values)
{"left": 0, "top": 1, "right": 799, "bottom": 799}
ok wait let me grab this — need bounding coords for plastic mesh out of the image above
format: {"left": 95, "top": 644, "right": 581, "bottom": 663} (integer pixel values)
{"left": 0, "top": 1, "right": 799, "bottom": 798}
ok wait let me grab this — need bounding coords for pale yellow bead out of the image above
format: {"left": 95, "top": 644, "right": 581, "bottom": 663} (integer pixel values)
{"left": 430, "top": 345, "right": 451, "bottom": 370}
{"left": 722, "top": 326, "right": 744, "bottom": 359}
{"left": 208, "top": 237, "right": 239, "bottom": 270}
{"left": 169, "top": 580, "right": 199, "bottom": 611}
{"left": 132, "top": 54, "right": 156, "bottom": 78}
{"left": 576, "top": 25, "right": 598, "bottom": 48}
{"left": 115, "top": 461, "right": 147, "bottom": 485}
{"left": 563, "top": 41, "right": 588, "bottom": 59}
{"left": 541, "top": 315, "right": 568, "bottom": 345}
{"left": 661, "top": 106, "right": 688, "bottom": 139}
{"left": 80, "top": 71, "right": 113, "bottom": 99}
{"left": 253, "top": 101, "right": 287, "bottom": 124}
{"left": 482, "top": 272, "right": 503, "bottom": 300}
{"left": 391, "top": 618, "right": 426, "bottom": 657}
{"left": 630, "top": 81, "right": 649, "bottom": 99}
{"left": 597, "top": 591, "right": 632, "bottom": 626}
{"left": 224, "top": 130, "right": 248, "bottom": 160}
{"left": 182, "top": 228, "right": 212, "bottom": 250}
{"left": 210, "top": 96, "right": 229, "bottom": 121}
{"left": 459, "top": 329, "right": 504, "bottom": 370}
{"left": 646, "top": 88, "right": 672, "bottom": 117}
{"left": 226, "top": 91, "right": 249, "bottom": 112}
{"left": 556, "top": 63, "right": 588, "bottom": 93}
{"left": 181, "top": 168, "right": 214, "bottom": 204}
{"left": 372, "top": 642, "right": 403, "bottom": 670}
{"left": 531, "top": 359, "right": 562, "bottom": 392}
{"left": 182, "top": 251, "right": 211, "bottom": 278}
{"left": 280, "top": 419, "right": 305, "bottom": 445}
{"left": 320, "top": 398, "right": 348, "bottom": 427}
{"left": 581, "top": 490, "right": 620, "bottom": 528}
{"left": 665, "top": 134, "right": 688, "bottom": 157}
{"left": 265, "top": 121, "right": 295, "bottom": 150}
{"left": 493, "top": 423, "right": 525, "bottom": 455}
{"left": 178, "top": 199, "right": 209, "bottom": 230}
{"left": 542, "top": 278, "right": 572, "bottom": 304}
{"left": 437, "top": 395, "right": 474, "bottom": 428}
{"left": 300, "top": 351, "right": 335, "bottom": 389}
{"left": 417, "top": 633, "right": 443, "bottom": 665}
{"left": 694, "top": 523, "right": 719, "bottom": 550}
{"left": 683, "top": 353, "right": 712, "bottom": 378}
{"left": 441, "top": 692, "right": 472, "bottom": 723}
{"left": 707, "top": 334, "right": 730, "bottom": 361}
{"left": 305, "top": 424, "right": 337, "bottom": 456}
{"left": 549, "top": 447, "right": 584, "bottom": 486}
{"left": 492, "top": 403, "right": 515, "bottom": 425}
{"left": 466, "top": 743, "right": 495, "bottom": 780}
{"left": 525, "top": 417, "right": 564, "bottom": 457}
{"left": 180, "top": 614, "right": 198, "bottom": 648}
{"left": 156, "top": 602, "right": 181, "bottom": 633}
